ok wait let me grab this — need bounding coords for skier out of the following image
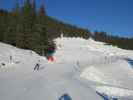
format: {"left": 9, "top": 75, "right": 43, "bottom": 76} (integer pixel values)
{"left": 10, "top": 55, "right": 13, "bottom": 64}
{"left": 47, "top": 46, "right": 55, "bottom": 62}
{"left": 34, "top": 60, "right": 40, "bottom": 71}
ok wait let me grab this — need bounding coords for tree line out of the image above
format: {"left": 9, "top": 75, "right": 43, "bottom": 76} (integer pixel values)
{"left": 93, "top": 31, "right": 133, "bottom": 50}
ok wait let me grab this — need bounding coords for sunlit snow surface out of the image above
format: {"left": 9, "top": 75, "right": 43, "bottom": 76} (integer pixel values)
{"left": 0, "top": 37, "right": 133, "bottom": 100}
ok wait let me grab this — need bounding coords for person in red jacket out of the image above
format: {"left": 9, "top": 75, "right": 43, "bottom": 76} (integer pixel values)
{"left": 47, "top": 46, "right": 55, "bottom": 62}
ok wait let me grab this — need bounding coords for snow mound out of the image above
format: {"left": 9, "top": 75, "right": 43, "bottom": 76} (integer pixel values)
{"left": 54, "top": 37, "right": 133, "bottom": 99}
{"left": 0, "top": 42, "right": 47, "bottom": 70}
{"left": 55, "top": 37, "right": 133, "bottom": 58}
{"left": 80, "top": 66, "right": 107, "bottom": 84}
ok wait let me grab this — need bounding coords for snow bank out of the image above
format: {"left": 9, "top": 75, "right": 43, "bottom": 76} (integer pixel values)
{"left": 96, "top": 86, "right": 133, "bottom": 97}
{"left": 80, "top": 66, "right": 107, "bottom": 84}
{"left": 0, "top": 42, "right": 47, "bottom": 71}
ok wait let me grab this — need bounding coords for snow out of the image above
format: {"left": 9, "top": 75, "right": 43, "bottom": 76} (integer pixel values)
{"left": 80, "top": 66, "right": 107, "bottom": 84}
{"left": 0, "top": 37, "right": 133, "bottom": 100}
{"left": 96, "top": 86, "right": 133, "bottom": 98}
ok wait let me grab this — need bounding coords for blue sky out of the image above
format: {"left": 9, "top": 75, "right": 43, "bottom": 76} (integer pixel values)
{"left": 0, "top": 0, "right": 133, "bottom": 37}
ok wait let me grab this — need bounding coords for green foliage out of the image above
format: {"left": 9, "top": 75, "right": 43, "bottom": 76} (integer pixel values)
{"left": 93, "top": 31, "right": 133, "bottom": 50}
{"left": 0, "top": 0, "right": 55, "bottom": 56}
{"left": 44, "top": 16, "right": 91, "bottom": 39}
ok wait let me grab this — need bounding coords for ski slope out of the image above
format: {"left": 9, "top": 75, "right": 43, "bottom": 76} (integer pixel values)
{"left": 0, "top": 37, "right": 133, "bottom": 100}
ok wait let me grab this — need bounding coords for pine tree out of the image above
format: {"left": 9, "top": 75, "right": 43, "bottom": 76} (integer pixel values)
{"left": 1, "top": 10, "right": 9, "bottom": 43}
{"left": 0, "top": 10, "right": 5, "bottom": 41}
{"left": 36, "top": 5, "right": 48, "bottom": 55}
{"left": 20, "top": 0, "right": 36, "bottom": 49}
{"left": 38, "top": 4, "right": 55, "bottom": 56}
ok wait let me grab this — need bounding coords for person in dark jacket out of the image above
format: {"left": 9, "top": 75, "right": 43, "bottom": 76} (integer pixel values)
{"left": 34, "top": 60, "right": 40, "bottom": 70}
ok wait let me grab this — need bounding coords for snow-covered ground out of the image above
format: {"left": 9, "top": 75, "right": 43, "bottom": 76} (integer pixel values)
{"left": 0, "top": 37, "right": 133, "bottom": 100}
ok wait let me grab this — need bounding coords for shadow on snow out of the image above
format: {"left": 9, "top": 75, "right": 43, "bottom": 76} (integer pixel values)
{"left": 59, "top": 93, "right": 72, "bottom": 100}
{"left": 125, "top": 58, "right": 133, "bottom": 67}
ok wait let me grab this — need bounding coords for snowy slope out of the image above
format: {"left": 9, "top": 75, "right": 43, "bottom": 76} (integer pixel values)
{"left": 0, "top": 41, "right": 102, "bottom": 100}
{"left": 0, "top": 37, "right": 133, "bottom": 100}
{"left": 55, "top": 37, "right": 133, "bottom": 100}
